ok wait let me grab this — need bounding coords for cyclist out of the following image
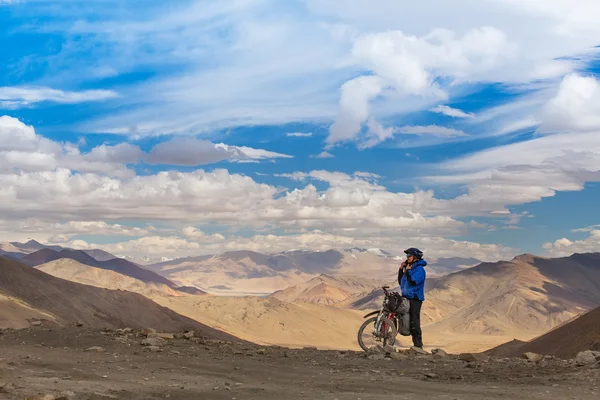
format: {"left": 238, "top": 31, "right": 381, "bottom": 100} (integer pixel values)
{"left": 398, "top": 247, "right": 427, "bottom": 349}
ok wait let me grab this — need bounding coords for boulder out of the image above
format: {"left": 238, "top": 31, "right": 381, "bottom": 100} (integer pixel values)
{"left": 183, "top": 331, "right": 195, "bottom": 339}
{"left": 575, "top": 350, "right": 600, "bottom": 365}
{"left": 85, "top": 346, "right": 106, "bottom": 353}
{"left": 147, "top": 332, "right": 174, "bottom": 340}
{"left": 431, "top": 348, "right": 449, "bottom": 359}
{"left": 522, "top": 352, "right": 543, "bottom": 362}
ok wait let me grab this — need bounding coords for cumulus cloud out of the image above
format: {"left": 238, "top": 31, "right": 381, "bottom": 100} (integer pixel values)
{"left": 327, "top": 27, "right": 516, "bottom": 146}
{"left": 0, "top": 116, "right": 138, "bottom": 177}
{"left": 538, "top": 73, "right": 600, "bottom": 134}
{"left": 0, "top": 219, "right": 156, "bottom": 242}
{"left": 0, "top": 86, "right": 117, "bottom": 108}
{"left": 430, "top": 105, "right": 475, "bottom": 119}
{"left": 543, "top": 230, "right": 600, "bottom": 257}
{"left": 0, "top": 116, "right": 290, "bottom": 178}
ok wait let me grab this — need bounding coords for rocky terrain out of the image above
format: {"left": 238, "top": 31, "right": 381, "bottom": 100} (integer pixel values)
{"left": 0, "top": 326, "right": 598, "bottom": 400}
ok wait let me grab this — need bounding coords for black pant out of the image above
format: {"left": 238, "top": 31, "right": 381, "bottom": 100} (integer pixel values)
{"left": 409, "top": 298, "right": 423, "bottom": 348}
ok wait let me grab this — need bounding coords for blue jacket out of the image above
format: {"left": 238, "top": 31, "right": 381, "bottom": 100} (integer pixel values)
{"left": 399, "top": 259, "right": 427, "bottom": 301}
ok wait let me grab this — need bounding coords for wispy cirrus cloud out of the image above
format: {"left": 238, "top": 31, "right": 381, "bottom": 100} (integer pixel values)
{"left": 0, "top": 86, "right": 118, "bottom": 108}
{"left": 430, "top": 105, "right": 475, "bottom": 119}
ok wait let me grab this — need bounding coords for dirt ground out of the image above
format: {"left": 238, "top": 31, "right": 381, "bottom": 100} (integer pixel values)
{"left": 0, "top": 326, "right": 598, "bottom": 400}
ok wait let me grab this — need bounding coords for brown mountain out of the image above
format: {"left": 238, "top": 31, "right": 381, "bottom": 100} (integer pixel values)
{"left": 145, "top": 249, "right": 400, "bottom": 296}
{"left": 21, "top": 248, "right": 181, "bottom": 289}
{"left": 347, "top": 253, "right": 600, "bottom": 341}
{"left": 36, "top": 259, "right": 186, "bottom": 298}
{"left": 486, "top": 306, "right": 600, "bottom": 358}
{"left": 270, "top": 274, "right": 382, "bottom": 306}
{"left": 0, "top": 256, "right": 232, "bottom": 340}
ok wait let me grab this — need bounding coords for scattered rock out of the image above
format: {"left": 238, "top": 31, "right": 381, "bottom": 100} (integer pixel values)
{"left": 144, "top": 346, "right": 163, "bottom": 353}
{"left": 75, "top": 322, "right": 83, "bottom": 327}
{"left": 431, "top": 349, "right": 449, "bottom": 359}
{"left": 522, "top": 352, "right": 543, "bottom": 362}
{"left": 183, "top": 331, "right": 195, "bottom": 339}
{"left": 0, "top": 381, "right": 13, "bottom": 393}
{"left": 141, "top": 337, "right": 166, "bottom": 347}
{"left": 147, "top": 332, "right": 174, "bottom": 340}
{"left": 424, "top": 372, "right": 439, "bottom": 379}
{"left": 303, "top": 346, "right": 318, "bottom": 350}
{"left": 409, "top": 346, "right": 429, "bottom": 355}
{"left": 55, "top": 391, "right": 76, "bottom": 400}
{"left": 367, "top": 354, "right": 385, "bottom": 361}
{"left": 257, "top": 348, "right": 267, "bottom": 355}
{"left": 85, "top": 346, "right": 106, "bottom": 353}
{"left": 382, "top": 345, "right": 395, "bottom": 354}
{"left": 575, "top": 351, "right": 600, "bottom": 365}
{"left": 31, "top": 321, "right": 42, "bottom": 326}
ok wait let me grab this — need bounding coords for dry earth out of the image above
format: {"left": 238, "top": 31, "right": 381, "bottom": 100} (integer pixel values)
{"left": 0, "top": 326, "right": 598, "bottom": 400}
{"left": 150, "top": 294, "right": 534, "bottom": 354}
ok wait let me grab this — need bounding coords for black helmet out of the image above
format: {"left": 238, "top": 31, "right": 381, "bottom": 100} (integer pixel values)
{"left": 404, "top": 247, "right": 423, "bottom": 259}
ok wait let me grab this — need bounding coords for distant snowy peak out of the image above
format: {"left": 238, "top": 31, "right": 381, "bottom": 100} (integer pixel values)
{"left": 344, "top": 247, "right": 394, "bottom": 258}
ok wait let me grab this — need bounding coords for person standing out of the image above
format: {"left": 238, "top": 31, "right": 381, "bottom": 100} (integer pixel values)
{"left": 398, "top": 247, "right": 427, "bottom": 349}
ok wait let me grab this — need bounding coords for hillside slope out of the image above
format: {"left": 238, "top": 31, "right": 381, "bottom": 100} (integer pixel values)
{"left": 487, "top": 306, "right": 600, "bottom": 358}
{"left": 0, "top": 256, "right": 232, "bottom": 340}
{"left": 21, "top": 248, "right": 184, "bottom": 290}
{"left": 36, "top": 258, "right": 185, "bottom": 298}
{"left": 347, "top": 253, "right": 600, "bottom": 340}
{"left": 269, "top": 274, "right": 381, "bottom": 306}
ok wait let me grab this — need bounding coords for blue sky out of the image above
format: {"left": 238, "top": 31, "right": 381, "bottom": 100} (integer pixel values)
{"left": 1, "top": 0, "right": 600, "bottom": 261}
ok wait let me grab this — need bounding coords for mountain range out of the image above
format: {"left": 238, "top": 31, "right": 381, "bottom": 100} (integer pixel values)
{"left": 17, "top": 247, "right": 205, "bottom": 296}
{"left": 0, "top": 256, "right": 233, "bottom": 340}
{"left": 144, "top": 248, "right": 480, "bottom": 295}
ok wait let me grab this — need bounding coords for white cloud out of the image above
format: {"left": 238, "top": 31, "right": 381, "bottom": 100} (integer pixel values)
{"left": 0, "top": 116, "right": 289, "bottom": 178}
{"left": 0, "top": 219, "right": 155, "bottom": 242}
{"left": 311, "top": 151, "right": 335, "bottom": 159}
{"left": 0, "top": 86, "right": 117, "bottom": 107}
{"left": 327, "top": 75, "right": 383, "bottom": 146}
{"left": 0, "top": 116, "right": 137, "bottom": 177}
{"left": 572, "top": 224, "right": 600, "bottom": 233}
{"left": 326, "top": 27, "right": 516, "bottom": 146}
{"left": 287, "top": 132, "right": 313, "bottom": 137}
{"left": 543, "top": 230, "right": 600, "bottom": 257}
{"left": 14, "top": 0, "right": 599, "bottom": 142}
{"left": 145, "top": 137, "right": 291, "bottom": 166}
{"left": 397, "top": 125, "right": 468, "bottom": 137}
{"left": 430, "top": 105, "right": 475, "bottom": 119}
{"left": 538, "top": 73, "right": 600, "bottom": 134}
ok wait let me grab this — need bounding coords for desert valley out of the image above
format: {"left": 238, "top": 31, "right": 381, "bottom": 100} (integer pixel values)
{"left": 1, "top": 239, "right": 600, "bottom": 399}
